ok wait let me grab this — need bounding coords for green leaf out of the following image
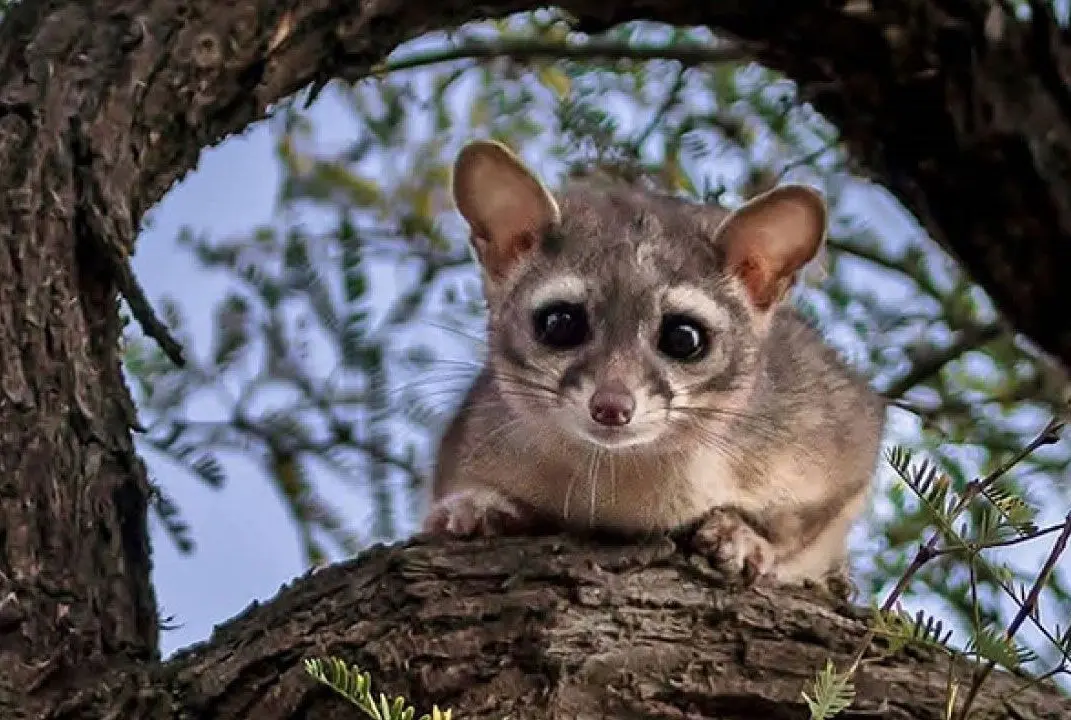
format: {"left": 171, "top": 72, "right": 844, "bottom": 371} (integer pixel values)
{"left": 966, "top": 625, "right": 1038, "bottom": 671}
{"left": 538, "top": 64, "right": 572, "bottom": 98}
{"left": 802, "top": 659, "right": 855, "bottom": 720}
{"left": 212, "top": 293, "right": 252, "bottom": 369}
{"left": 872, "top": 605, "right": 955, "bottom": 656}
{"left": 304, "top": 657, "right": 455, "bottom": 720}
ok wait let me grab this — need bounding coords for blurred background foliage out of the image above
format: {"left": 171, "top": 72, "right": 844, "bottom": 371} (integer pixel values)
{"left": 124, "top": 11, "right": 1070, "bottom": 678}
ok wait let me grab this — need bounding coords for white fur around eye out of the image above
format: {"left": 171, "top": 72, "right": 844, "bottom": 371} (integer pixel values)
{"left": 529, "top": 273, "right": 587, "bottom": 310}
{"left": 661, "top": 285, "right": 732, "bottom": 332}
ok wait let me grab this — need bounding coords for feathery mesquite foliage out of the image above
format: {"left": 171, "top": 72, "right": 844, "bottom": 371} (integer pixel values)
{"left": 806, "top": 419, "right": 1070, "bottom": 717}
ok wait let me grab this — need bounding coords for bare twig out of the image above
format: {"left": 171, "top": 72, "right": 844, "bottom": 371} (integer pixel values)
{"left": 929, "top": 520, "right": 1069, "bottom": 554}
{"left": 881, "top": 322, "right": 1005, "bottom": 399}
{"left": 1002, "top": 664, "right": 1070, "bottom": 705}
{"left": 826, "top": 235, "right": 947, "bottom": 302}
{"left": 955, "top": 511, "right": 1071, "bottom": 720}
{"left": 633, "top": 65, "right": 686, "bottom": 149}
{"left": 882, "top": 419, "right": 1062, "bottom": 613}
{"left": 368, "top": 37, "right": 749, "bottom": 77}
{"left": 774, "top": 137, "right": 840, "bottom": 183}
{"left": 839, "top": 419, "right": 1065, "bottom": 685}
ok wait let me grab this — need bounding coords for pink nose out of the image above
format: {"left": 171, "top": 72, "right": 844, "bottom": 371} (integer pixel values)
{"left": 588, "top": 382, "right": 635, "bottom": 426}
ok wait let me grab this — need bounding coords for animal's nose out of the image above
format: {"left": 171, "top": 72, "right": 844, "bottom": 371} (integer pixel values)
{"left": 588, "top": 381, "right": 636, "bottom": 426}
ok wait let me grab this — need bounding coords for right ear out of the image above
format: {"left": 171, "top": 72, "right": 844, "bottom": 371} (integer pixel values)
{"left": 452, "top": 140, "right": 560, "bottom": 281}
{"left": 711, "top": 184, "right": 827, "bottom": 312}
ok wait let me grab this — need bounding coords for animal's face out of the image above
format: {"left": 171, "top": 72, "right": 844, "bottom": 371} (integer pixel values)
{"left": 451, "top": 141, "right": 826, "bottom": 452}
{"left": 485, "top": 185, "right": 763, "bottom": 450}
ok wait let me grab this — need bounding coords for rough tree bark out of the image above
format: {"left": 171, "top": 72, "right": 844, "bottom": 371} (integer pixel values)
{"left": 0, "top": 0, "right": 1068, "bottom": 718}
{"left": 21, "top": 536, "right": 1071, "bottom": 719}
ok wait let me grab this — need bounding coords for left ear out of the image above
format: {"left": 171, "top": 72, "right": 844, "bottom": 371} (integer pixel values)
{"left": 712, "top": 184, "right": 827, "bottom": 311}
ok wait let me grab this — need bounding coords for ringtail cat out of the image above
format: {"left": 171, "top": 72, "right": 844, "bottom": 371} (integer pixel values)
{"left": 422, "top": 140, "right": 886, "bottom": 584}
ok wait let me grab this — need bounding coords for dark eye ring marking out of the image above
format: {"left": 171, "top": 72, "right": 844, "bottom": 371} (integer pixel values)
{"left": 657, "top": 313, "right": 709, "bottom": 362}
{"left": 533, "top": 301, "right": 589, "bottom": 350}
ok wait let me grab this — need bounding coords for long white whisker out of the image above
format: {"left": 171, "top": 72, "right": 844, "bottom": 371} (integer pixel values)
{"left": 563, "top": 455, "right": 581, "bottom": 522}
{"left": 589, "top": 448, "right": 603, "bottom": 528}
{"left": 609, "top": 452, "right": 617, "bottom": 510}
{"left": 459, "top": 418, "right": 526, "bottom": 467}
{"left": 422, "top": 320, "right": 488, "bottom": 347}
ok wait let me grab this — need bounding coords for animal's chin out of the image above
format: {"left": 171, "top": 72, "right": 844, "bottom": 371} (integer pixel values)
{"left": 571, "top": 423, "right": 663, "bottom": 451}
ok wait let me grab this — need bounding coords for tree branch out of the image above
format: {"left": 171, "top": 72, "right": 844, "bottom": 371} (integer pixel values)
{"left": 25, "top": 536, "right": 1071, "bottom": 719}
{"left": 882, "top": 322, "right": 1006, "bottom": 400}
{"left": 374, "top": 36, "right": 748, "bottom": 75}
{"left": 956, "top": 511, "right": 1071, "bottom": 720}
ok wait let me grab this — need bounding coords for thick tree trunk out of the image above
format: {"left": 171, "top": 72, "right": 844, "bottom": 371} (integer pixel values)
{"left": 1, "top": 0, "right": 1069, "bottom": 717}
{"left": 20, "top": 536, "right": 1071, "bottom": 719}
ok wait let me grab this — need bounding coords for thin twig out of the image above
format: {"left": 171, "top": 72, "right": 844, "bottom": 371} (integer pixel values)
{"left": 959, "top": 542, "right": 1071, "bottom": 672}
{"left": 840, "top": 419, "right": 1064, "bottom": 681}
{"left": 634, "top": 65, "right": 686, "bottom": 149}
{"left": 955, "top": 511, "right": 1071, "bottom": 720}
{"left": 369, "top": 37, "right": 749, "bottom": 77}
{"left": 826, "top": 235, "right": 948, "bottom": 302}
{"left": 929, "top": 520, "right": 1069, "bottom": 554}
{"left": 881, "top": 322, "right": 1004, "bottom": 399}
{"left": 882, "top": 419, "right": 1061, "bottom": 613}
{"left": 146, "top": 417, "right": 423, "bottom": 480}
{"left": 1001, "top": 663, "right": 1070, "bottom": 705}
{"left": 116, "top": 260, "right": 187, "bottom": 367}
{"left": 774, "top": 137, "right": 840, "bottom": 183}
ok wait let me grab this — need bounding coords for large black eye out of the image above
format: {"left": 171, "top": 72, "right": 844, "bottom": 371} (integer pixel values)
{"left": 658, "top": 314, "right": 709, "bottom": 362}
{"left": 533, "top": 301, "right": 589, "bottom": 349}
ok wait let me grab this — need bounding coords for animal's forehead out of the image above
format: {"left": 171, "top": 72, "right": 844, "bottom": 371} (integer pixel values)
{"left": 547, "top": 182, "right": 729, "bottom": 285}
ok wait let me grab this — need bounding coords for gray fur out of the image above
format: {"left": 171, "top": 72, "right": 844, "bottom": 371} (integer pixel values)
{"left": 428, "top": 166, "right": 887, "bottom": 583}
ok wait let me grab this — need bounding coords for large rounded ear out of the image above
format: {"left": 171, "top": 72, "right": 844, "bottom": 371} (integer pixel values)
{"left": 452, "top": 140, "right": 560, "bottom": 281}
{"left": 712, "top": 184, "right": 827, "bottom": 311}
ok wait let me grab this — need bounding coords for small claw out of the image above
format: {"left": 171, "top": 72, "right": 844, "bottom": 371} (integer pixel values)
{"left": 422, "top": 488, "right": 527, "bottom": 538}
{"left": 692, "top": 507, "right": 775, "bottom": 583}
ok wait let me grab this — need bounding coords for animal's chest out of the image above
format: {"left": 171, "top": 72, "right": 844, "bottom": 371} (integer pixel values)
{"left": 498, "top": 448, "right": 746, "bottom": 533}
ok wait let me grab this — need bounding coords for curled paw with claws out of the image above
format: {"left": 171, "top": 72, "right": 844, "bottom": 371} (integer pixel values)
{"left": 422, "top": 488, "right": 530, "bottom": 538}
{"left": 691, "top": 507, "right": 775, "bottom": 584}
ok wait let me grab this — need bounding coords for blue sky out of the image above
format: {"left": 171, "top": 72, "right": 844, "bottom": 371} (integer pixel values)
{"left": 135, "top": 90, "right": 443, "bottom": 656}
{"left": 134, "top": 119, "right": 293, "bottom": 655}
{"left": 133, "top": 93, "right": 357, "bottom": 654}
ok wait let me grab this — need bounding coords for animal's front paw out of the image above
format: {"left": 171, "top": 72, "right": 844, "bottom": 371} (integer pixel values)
{"left": 691, "top": 508, "right": 774, "bottom": 584}
{"left": 822, "top": 564, "right": 858, "bottom": 603}
{"left": 422, "top": 488, "right": 529, "bottom": 538}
